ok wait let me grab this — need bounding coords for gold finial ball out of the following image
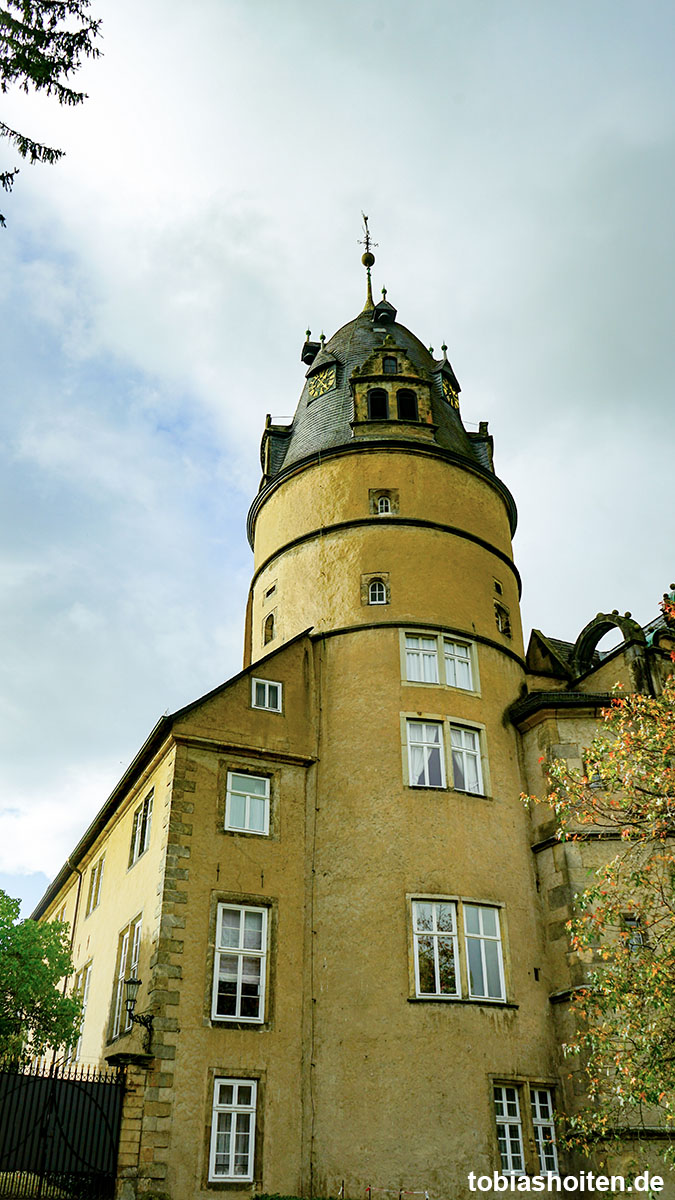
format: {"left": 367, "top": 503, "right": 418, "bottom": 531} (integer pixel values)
{"left": 362, "top": 251, "right": 375, "bottom": 268}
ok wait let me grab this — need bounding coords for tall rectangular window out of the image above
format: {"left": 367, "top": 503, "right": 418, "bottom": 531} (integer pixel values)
{"left": 72, "top": 962, "right": 92, "bottom": 1061}
{"left": 450, "top": 725, "right": 483, "bottom": 794}
{"left": 531, "top": 1088, "right": 558, "bottom": 1174}
{"left": 111, "top": 916, "right": 142, "bottom": 1039}
{"left": 225, "top": 773, "right": 270, "bottom": 836}
{"left": 412, "top": 900, "right": 459, "bottom": 997}
{"left": 494, "top": 1085, "right": 525, "bottom": 1174}
{"left": 444, "top": 639, "right": 473, "bottom": 689}
{"left": 212, "top": 904, "right": 267, "bottom": 1023}
{"left": 407, "top": 721, "right": 445, "bottom": 787}
{"left": 129, "top": 790, "right": 153, "bottom": 866}
{"left": 85, "top": 856, "right": 105, "bottom": 916}
{"left": 251, "top": 678, "right": 282, "bottom": 712}
{"left": 465, "top": 905, "right": 505, "bottom": 1000}
{"left": 209, "top": 1079, "right": 257, "bottom": 1181}
{"left": 405, "top": 635, "right": 439, "bottom": 683}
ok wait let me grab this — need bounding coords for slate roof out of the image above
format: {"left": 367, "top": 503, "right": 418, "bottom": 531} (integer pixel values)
{"left": 264, "top": 305, "right": 488, "bottom": 475}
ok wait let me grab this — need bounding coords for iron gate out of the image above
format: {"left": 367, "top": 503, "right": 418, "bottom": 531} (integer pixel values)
{"left": 0, "top": 1061, "right": 125, "bottom": 1199}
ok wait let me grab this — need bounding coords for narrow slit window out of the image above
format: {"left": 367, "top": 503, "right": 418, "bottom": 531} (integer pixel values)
{"left": 263, "top": 613, "right": 275, "bottom": 644}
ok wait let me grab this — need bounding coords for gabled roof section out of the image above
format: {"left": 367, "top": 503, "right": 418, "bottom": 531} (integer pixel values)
{"left": 32, "top": 629, "right": 316, "bottom": 919}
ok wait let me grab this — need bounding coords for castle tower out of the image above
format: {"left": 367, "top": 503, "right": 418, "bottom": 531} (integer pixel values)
{"left": 34, "top": 231, "right": 640, "bottom": 1200}
{"left": 241, "top": 237, "right": 555, "bottom": 1195}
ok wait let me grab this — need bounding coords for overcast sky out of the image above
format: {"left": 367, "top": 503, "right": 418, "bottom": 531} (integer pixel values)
{"left": 1, "top": 0, "right": 674, "bottom": 916}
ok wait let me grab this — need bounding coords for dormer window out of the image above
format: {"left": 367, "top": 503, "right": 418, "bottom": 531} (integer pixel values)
{"left": 397, "top": 389, "right": 418, "bottom": 421}
{"left": 368, "top": 389, "right": 389, "bottom": 420}
{"left": 383, "top": 356, "right": 397, "bottom": 375}
{"left": 369, "top": 579, "right": 387, "bottom": 605}
{"left": 378, "top": 496, "right": 391, "bottom": 514}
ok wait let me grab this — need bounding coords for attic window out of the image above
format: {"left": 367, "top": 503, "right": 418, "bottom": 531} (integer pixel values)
{"left": 383, "top": 356, "right": 397, "bottom": 375}
{"left": 397, "top": 389, "right": 418, "bottom": 421}
{"left": 368, "top": 389, "right": 389, "bottom": 420}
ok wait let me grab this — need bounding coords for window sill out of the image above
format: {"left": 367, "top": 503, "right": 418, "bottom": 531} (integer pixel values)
{"left": 407, "top": 997, "right": 518, "bottom": 1009}
{"left": 209, "top": 1018, "right": 269, "bottom": 1030}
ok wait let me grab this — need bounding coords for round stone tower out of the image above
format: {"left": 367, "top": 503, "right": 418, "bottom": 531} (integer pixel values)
{"left": 243, "top": 245, "right": 557, "bottom": 1199}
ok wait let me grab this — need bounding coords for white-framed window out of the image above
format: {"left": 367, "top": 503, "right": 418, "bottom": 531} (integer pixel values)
{"left": 251, "top": 678, "right": 282, "bottom": 712}
{"left": 495, "top": 602, "right": 512, "bottom": 637}
{"left": 70, "top": 962, "right": 92, "bottom": 1061}
{"left": 209, "top": 1078, "right": 257, "bottom": 1181}
{"left": 450, "top": 724, "right": 483, "bottom": 794}
{"left": 407, "top": 720, "right": 445, "bottom": 788}
{"left": 378, "top": 496, "right": 391, "bottom": 514}
{"left": 412, "top": 900, "right": 459, "bottom": 997}
{"left": 368, "top": 578, "right": 387, "bottom": 604}
{"left": 111, "top": 915, "right": 142, "bottom": 1039}
{"left": 128, "top": 790, "right": 153, "bottom": 867}
{"left": 531, "top": 1088, "right": 558, "bottom": 1174}
{"left": 444, "top": 639, "right": 473, "bottom": 690}
{"left": 465, "top": 904, "right": 505, "bottom": 999}
{"left": 411, "top": 899, "right": 505, "bottom": 1002}
{"left": 212, "top": 904, "right": 267, "bottom": 1023}
{"left": 405, "top": 635, "right": 439, "bottom": 684}
{"left": 225, "top": 773, "right": 270, "bottom": 836}
{"left": 494, "top": 1085, "right": 525, "bottom": 1174}
{"left": 85, "top": 856, "right": 105, "bottom": 917}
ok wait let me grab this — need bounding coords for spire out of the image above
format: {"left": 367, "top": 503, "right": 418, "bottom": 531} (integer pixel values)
{"left": 358, "top": 212, "right": 377, "bottom": 311}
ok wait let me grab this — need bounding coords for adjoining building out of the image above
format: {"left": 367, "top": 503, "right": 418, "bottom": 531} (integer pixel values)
{"left": 33, "top": 243, "right": 675, "bottom": 1200}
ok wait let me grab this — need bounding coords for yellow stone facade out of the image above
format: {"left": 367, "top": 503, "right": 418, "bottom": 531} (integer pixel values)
{"left": 34, "top": 275, "right": 674, "bottom": 1199}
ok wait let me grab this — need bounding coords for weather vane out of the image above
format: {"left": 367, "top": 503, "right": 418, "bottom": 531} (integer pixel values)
{"left": 358, "top": 213, "right": 377, "bottom": 310}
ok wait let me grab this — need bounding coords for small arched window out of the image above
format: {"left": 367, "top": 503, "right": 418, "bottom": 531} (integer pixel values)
{"left": 383, "top": 356, "right": 398, "bottom": 375}
{"left": 264, "top": 613, "right": 275, "bottom": 644}
{"left": 397, "top": 389, "right": 418, "bottom": 421}
{"left": 369, "top": 579, "right": 387, "bottom": 605}
{"left": 494, "top": 603, "right": 511, "bottom": 638}
{"left": 367, "top": 389, "right": 389, "bottom": 420}
{"left": 377, "top": 496, "right": 391, "bottom": 515}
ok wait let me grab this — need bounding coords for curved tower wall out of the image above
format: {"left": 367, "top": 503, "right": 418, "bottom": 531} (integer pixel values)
{"left": 247, "top": 447, "right": 524, "bottom": 663}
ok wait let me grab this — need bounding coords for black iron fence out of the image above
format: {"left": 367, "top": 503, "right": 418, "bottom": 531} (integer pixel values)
{"left": 0, "top": 1060, "right": 125, "bottom": 1199}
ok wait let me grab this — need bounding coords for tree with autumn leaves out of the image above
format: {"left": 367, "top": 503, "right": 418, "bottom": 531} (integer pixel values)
{"left": 531, "top": 594, "right": 675, "bottom": 1164}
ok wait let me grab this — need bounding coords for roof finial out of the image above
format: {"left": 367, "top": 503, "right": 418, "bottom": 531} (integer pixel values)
{"left": 358, "top": 212, "right": 377, "bottom": 311}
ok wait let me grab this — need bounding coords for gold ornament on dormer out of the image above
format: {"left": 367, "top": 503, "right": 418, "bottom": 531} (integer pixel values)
{"left": 308, "top": 365, "right": 337, "bottom": 400}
